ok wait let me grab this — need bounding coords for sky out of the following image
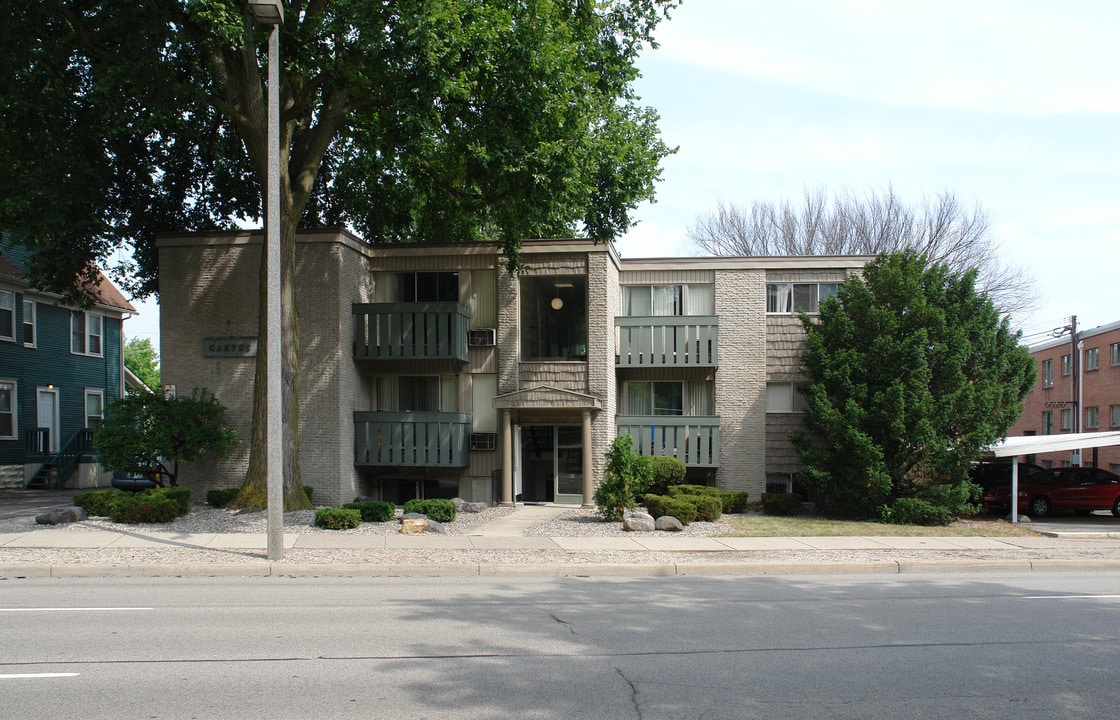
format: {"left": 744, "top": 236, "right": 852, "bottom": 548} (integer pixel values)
{"left": 125, "top": 0, "right": 1120, "bottom": 355}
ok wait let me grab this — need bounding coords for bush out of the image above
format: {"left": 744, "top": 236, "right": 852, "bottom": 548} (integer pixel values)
{"left": 643, "top": 494, "right": 698, "bottom": 525}
{"left": 107, "top": 491, "right": 182, "bottom": 524}
{"left": 594, "top": 435, "right": 648, "bottom": 521}
{"left": 403, "top": 499, "right": 457, "bottom": 523}
{"left": 644, "top": 455, "right": 687, "bottom": 496}
{"left": 689, "top": 494, "right": 723, "bottom": 522}
{"left": 917, "top": 482, "right": 980, "bottom": 518}
{"left": 74, "top": 490, "right": 121, "bottom": 517}
{"left": 879, "top": 497, "right": 952, "bottom": 526}
{"left": 207, "top": 488, "right": 240, "bottom": 508}
{"left": 668, "top": 484, "right": 721, "bottom": 498}
{"left": 720, "top": 491, "right": 750, "bottom": 514}
{"left": 343, "top": 500, "right": 396, "bottom": 522}
{"left": 160, "top": 486, "right": 192, "bottom": 516}
{"left": 303, "top": 486, "right": 314, "bottom": 502}
{"left": 761, "top": 492, "right": 803, "bottom": 516}
{"left": 314, "top": 507, "right": 361, "bottom": 530}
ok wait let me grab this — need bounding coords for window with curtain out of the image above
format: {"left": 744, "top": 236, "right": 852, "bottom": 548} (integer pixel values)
{"left": 623, "top": 381, "right": 709, "bottom": 416}
{"left": 376, "top": 376, "right": 457, "bottom": 412}
{"left": 469, "top": 270, "right": 497, "bottom": 328}
{"left": 0, "top": 381, "right": 14, "bottom": 438}
{"left": 623, "top": 284, "right": 713, "bottom": 316}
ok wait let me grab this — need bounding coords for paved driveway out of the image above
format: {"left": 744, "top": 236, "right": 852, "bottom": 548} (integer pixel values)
{"left": 0, "top": 490, "right": 77, "bottom": 521}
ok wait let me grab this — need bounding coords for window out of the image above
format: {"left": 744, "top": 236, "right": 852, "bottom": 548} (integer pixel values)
{"left": 520, "top": 275, "right": 587, "bottom": 361}
{"left": 1041, "top": 359, "right": 1053, "bottom": 388}
{"left": 85, "top": 390, "right": 104, "bottom": 428}
{"left": 393, "top": 271, "right": 459, "bottom": 302}
{"left": 22, "top": 299, "right": 35, "bottom": 347}
{"left": 0, "top": 380, "right": 15, "bottom": 438}
{"left": 1112, "top": 405, "right": 1120, "bottom": 428}
{"left": 766, "top": 282, "right": 838, "bottom": 314}
{"left": 622, "top": 284, "right": 714, "bottom": 317}
{"left": 1041, "top": 411, "right": 1053, "bottom": 435}
{"left": 622, "top": 381, "right": 713, "bottom": 416}
{"left": 71, "top": 312, "right": 103, "bottom": 356}
{"left": 766, "top": 381, "right": 809, "bottom": 413}
{"left": 0, "top": 290, "right": 13, "bottom": 341}
{"left": 1086, "top": 347, "right": 1099, "bottom": 371}
{"left": 766, "top": 473, "right": 793, "bottom": 494}
{"left": 1085, "top": 406, "right": 1099, "bottom": 429}
{"left": 1111, "top": 464, "right": 1120, "bottom": 475}
{"left": 1061, "top": 354, "right": 1071, "bottom": 376}
{"left": 1112, "top": 342, "right": 1120, "bottom": 366}
{"left": 374, "top": 376, "right": 457, "bottom": 412}
{"left": 1060, "top": 408, "right": 1072, "bottom": 432}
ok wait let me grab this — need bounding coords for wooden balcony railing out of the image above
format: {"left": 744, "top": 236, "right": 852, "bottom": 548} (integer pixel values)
{"left": 354, "top": 411, "right": 471, "bottom": 468}
{"left": 353, "top": 302, "right": 470, "bottom": 361}
{"left": 615, "top": 415, "right": 720, "bottom": 467}
{"left": 615, "top": 316, "right": 718, "bottom": 367}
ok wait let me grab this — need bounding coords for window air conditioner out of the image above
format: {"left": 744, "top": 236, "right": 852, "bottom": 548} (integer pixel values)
{"left": 468, "top": 328, "right": 496, "bottom": 347}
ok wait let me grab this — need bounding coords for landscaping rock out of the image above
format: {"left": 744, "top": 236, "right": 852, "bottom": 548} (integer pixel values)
{"left": 623, "top": 511, "right": 655, "bottom": 532}
{"left": 35, "top": 507, "right": 88, "bottom": 525}
{"left": 400, "top": 517, "right": 428, "bottom": 535}
{"left": 400, "top": 512, "right": 427, "bottom": 521}
{"left": 425, "top": 520, "right": 446, "bottom": 534}
{"left": 655, "top": 516, "right": 684, "bottom": 531}
{"left": 459, "top": 501, "right": 488, "bottom": 514}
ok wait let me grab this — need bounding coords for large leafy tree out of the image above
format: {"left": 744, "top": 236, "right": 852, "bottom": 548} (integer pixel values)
{"left": 1, "top": 1, "right": 676, "bottom": 509}
{"left": 792, "top": 251, "right": 1035, "bottom": 519}
{"left": 124, "top": 338, "right": 161, "bottom": 391}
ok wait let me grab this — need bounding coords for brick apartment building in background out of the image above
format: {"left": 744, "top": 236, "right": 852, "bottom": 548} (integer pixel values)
{"left": 1008, "top": 319, "right": 1120, "bottom": 474}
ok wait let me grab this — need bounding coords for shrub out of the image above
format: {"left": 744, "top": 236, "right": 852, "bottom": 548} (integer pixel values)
{"left": 159, "top": 486, "right": 192, "bottom": 516}
{"left": 688, "top": 494, "right": 723, "bottom": 522}
{"left": 303, "top": 486, "right": 314, "bottom": 502}
{"left": 761, "top": 492, "right": 803, "bottom": 516}
{"left": 343, "top": 500, "right": 396, "bottom": 522}
{"left": 403, "top": 499, "right": 457, "bottom": 523}
{"left": 720, "top": 491, "right": 750, "bottom": 514}
{"left": 644, "top": 455, "right": 687, "bottom": 496}
{"left": 315, "top": 507, "right": 361, "bottom": 530}
{"left": 107, "top": 492, "right": 181, "bottom": 524}
{"left": 594, "top": 435, "right": 648, "bottom": 521}
{"left": 917, "top": 482, "right": 979, "bottom": 518}
{"left": 643, "top": 494, "right": 698, "bottom": 525}
{"left": 74, "top": 490, "right": 121, "bottom": 517}
{"left": 879, "top": 498, "right": 952, "bottom": 526}
{"left": 668, "top": 484, "right": 721, "bottom": 498}
{"left": 207, "top": 488, "right": 240, "bottom": 508}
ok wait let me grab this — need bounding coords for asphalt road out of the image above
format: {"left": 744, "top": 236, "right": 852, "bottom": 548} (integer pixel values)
{"left": 3, "top": 573, "right": 1120, "bottom": 719}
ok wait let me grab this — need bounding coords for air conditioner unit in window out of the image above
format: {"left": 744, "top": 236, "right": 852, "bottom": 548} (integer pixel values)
{"left": 470, "top": 432, "right": 497, "bottom": 451}
{"left": 468, "top": 328, "right": 496, "bottom": 347}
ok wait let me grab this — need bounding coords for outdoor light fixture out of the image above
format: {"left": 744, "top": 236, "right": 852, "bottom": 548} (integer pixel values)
{"left": 551, "top": 295, "right": 564, "bottom": 311}
{"left": 248, "top": 0, "right": 284, "bottom": 24}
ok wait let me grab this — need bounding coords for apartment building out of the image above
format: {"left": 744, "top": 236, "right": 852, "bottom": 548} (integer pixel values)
{"left": 158, "top": 230, "right": 868, "bottom": 506}
{"left": 1008, "top": 320, "right": 1120, "bottom": 473}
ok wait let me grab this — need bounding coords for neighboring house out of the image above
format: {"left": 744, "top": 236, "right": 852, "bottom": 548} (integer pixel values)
{"left": 158, "top": 230, "right": 868, "bottom": 506}
{"left": 1008, "top": 320, "right": 1120, "bottom": 473}
{"left": 0, "top": 244, "right": 137, "bottom": 489}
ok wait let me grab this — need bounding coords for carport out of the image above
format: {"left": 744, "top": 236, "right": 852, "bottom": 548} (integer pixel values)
{"left": 985, "top": 431, "right": 1120, "bottom": 522}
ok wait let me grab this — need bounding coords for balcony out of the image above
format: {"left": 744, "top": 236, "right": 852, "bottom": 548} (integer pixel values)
{"left": 353, "top": 302, "right": 470, "bottom": 361}
{"left": 354, "top": 411, "right": 471, "bottom": 468}
{"left": 615, "top": 316, "right": 718, "bottom": 367}
{"left": 616, "top": 415, "right": 720, "bottom": 467}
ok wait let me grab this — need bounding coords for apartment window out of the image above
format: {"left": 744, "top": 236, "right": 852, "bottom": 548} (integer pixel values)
{"left": 1112, "top": 405, "right": 1120, "bottom": 428}
{"left": 1060, "top": 408, "right": 1072, "bottom": 432}
{"left": 1061, "top": 354, "right": 1071, "bottom": 376}
{"left": 1041, "top": 411, "right": 1053, "bottom": 435}
{"left": 71, "top": 311, "right": 103, "bottom": 356}
{"left": 0, "top": 380, "right": 15, "bottom": 438}
{"left": 1112, "top": 343, "right": 1120, "bottom": 366}
{"left": 766, "top": 282, "right": 838, "bottom": 314}
{"left": 520, "top": 275, "right": 587, "bottom": 361}
{"left": 1042, "top": 460, "right": 1053, "bottom": 470}
{"left": 1041, "top": 359, "right": 1053, "bottom": 388}
{"left": 1086, "top": 347, "right": 1099, "bottom": 371}
{"left": 1111, "top": 464, "right": 1120, "bottom": 475}
{"left": 622, "top": 284, "right": 714, "bottom": 317}
{"left": 393, "top": 271, "right": 459, "bottom": 302}
{"left": 22, "top": 299, "right": 35, "bottom": 347}
{"left": 1085, "top": 406, "right": 1099, "bottom": 430}
{"left": 625, "top": 381, "right": 683, "bottom": 416}
{"left": 85, "top": 390, "right": 104, "bottom": 428}
{"left": 374, "top": 376, "right": 457, "bottom": 412}
{"left": 766, "top": 381, "right": 809, "bottom": 413}
{"left": 766, "top": 473, "right": 793, "bottom": 494}
{"left": 0, "top": 290, "right": 13, "bottom": 341}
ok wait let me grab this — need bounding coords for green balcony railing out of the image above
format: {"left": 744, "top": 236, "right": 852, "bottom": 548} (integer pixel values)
{"left": 354, "top": 411, "right": 471, "bottom": 468}
{"left": 353, "top": 302, "right": 470, "bottom": 361}
{"left": 616, "top": 415, "right": 720, "bottom": 467}
{"left": 615, "top": 316, "right": 718, "bottom": 367}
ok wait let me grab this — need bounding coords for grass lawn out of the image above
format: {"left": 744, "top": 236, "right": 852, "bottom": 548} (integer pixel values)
{"left": 720, "top": 514, "right": 1036, "bottom": 538}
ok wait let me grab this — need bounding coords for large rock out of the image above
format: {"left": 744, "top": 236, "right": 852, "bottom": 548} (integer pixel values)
{"left": 655, "top": 516, "right": 684, "bottom": 532}
{"left": 35, "top": 507, "right": 88, "bottom": 525}
{"left": 459, "top": 501, "right": 488, "bottom": 514}
{"left": 400, "top": 517, "right": 428, "bottom": 535}
{"left": 425, "top": 520, "right": 446, "bottom": 534}
{"left": 623, "top": 511, "right": 655, "bottom": 532}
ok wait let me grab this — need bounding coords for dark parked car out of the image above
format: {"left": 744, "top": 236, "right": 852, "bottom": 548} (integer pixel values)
{"left": 971, "top": 461, "right": 1056, "bottom": 495}
{"left": 985, "top": 466, "right": 1120, "bottom": 518}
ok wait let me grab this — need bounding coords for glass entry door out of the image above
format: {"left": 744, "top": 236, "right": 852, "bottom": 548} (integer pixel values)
{"left": 519, "top": 425, "right": 583, "bottom": 504}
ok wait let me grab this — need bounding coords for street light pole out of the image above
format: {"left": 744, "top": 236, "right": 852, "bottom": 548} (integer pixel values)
{"left": 249, "top": 0, "right": 285, "bottom": 561}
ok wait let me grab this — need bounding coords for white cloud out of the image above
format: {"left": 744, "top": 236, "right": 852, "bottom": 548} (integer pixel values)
{"left": 616, "top": 220, "right": 691, "bottom": 259}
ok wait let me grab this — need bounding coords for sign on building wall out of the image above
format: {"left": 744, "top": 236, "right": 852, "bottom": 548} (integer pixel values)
{"left": 203, "top": 337, "right": 258, "bottom": 358}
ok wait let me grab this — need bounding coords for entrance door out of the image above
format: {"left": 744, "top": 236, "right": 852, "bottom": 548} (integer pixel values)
{"left": 519, "top": 425, "right": 583, "bottom": 504}
{"left": 36, "top": 388, "right": 59, "bottom": 454}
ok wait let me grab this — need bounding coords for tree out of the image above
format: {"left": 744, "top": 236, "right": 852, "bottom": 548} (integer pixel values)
{"left": 124, "top": 338, "right": 160, "bottom": 392}
{"left": 687, "top": 187, "right": 1037, "bottom": 317}
{"left": 1, "top": 1, "right": 677, "bottom": 510}
{"left": 791, "top": 251, "right": 1035, "bottom": 520}
{"left": 93, "top": 390, "right": 240, "bottom": 487}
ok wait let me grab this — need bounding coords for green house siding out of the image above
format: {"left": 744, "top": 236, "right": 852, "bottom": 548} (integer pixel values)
{"left": 0, "top": 294, "right": 123, "bottom": 465}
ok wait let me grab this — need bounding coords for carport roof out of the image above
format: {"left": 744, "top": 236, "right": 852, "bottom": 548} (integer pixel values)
{"left": 985, "top": 431, "right": 1120, "bottom": 458}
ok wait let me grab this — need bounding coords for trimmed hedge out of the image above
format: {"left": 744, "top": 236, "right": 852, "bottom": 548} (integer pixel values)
{"left": 879, "top": 498, "right": 952, "bottom": 526}
{"left": 315, "top": 507, "right": 361, "bottom": 529}
{"left": 720, "top": 491, "right": 750, "bottom": 514}
{"left": 74, "top": 489, "right": 120, "bottom": 518}
{"left": 403, "top": 498, "right": 457, "bottom": 523}
{"left": 668, "top": 484, "right": 721, "bottom": 498}
{"left": 75, "top": 487, "right": 192, "bottom": 524}
{"left": 206, "top": 488, "right": 240, "bottom": 508}
{"left": 342, "top": 500, "right": 396, "bottom": 522}
{"left": 643, "top": 494, "right": 698, "bottom": 525}
{"left": 644, "top": 455, "right": 687, "bottom": 496}
{"left": 761, "top": 492, "right": 803, "bottom": 516}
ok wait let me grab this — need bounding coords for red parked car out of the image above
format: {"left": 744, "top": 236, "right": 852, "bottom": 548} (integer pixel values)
{"left": 985, "top": 467, "right": 1120, "bottom": 518}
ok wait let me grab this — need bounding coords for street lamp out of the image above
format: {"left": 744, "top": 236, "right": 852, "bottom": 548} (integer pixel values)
{"left": 249, "top": 0, "right": 284, "bottom": 560}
